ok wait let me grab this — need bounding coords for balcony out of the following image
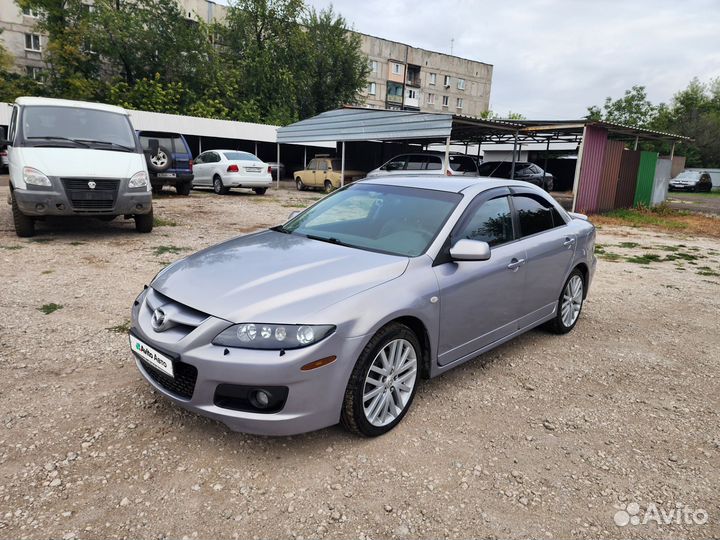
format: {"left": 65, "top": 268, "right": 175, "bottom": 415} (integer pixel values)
{"left": 386, "top": 94, "right": 403, "bottom": 105}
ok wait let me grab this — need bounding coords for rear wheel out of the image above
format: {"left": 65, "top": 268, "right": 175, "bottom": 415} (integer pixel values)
{"left": 135, "top": 209, "right": 154, "bottom": 233}
{"left": 11, "top": 192, "right": 35, "bottom": 237}
{"left": 296, "top": 177, "right": 306, "bottom": 191}
{"left": 547, "top": 269, "right": 585, "bottom": 334}
{"left": 176, "top": 181, "right": 191, "bottom": 196}
{"left": 213, "top": 175, "right": 229, "bottom": 195}
{"left": 341, "top": 323, "right": 420, "bottom": 437}
{"left": 253, "top": 187, "right": 267, "bottom": 195}
{"left": 324, "top": 180, "right": 333, "bottom": 193}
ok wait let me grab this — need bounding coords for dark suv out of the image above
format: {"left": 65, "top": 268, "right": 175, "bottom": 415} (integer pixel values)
{"left": 478, "top": 161, "right": 554, "bottom": 191}
{"left": 138, "top": 131, "right": 194, "bottom": 195}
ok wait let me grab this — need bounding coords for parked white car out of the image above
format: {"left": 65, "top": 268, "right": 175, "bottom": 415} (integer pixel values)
{"left": 366, "top": 152, "right": 479, "bottom": 178}
{"left": 192, "top": 150, "right": 272, "bottom": 195}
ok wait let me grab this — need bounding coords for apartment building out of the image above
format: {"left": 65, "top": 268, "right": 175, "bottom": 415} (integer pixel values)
{"left": 1, "top": 0, "right": 493, "bottom": 116}
{"left": 360, "top": 33, "right": 493, "bottom": 116}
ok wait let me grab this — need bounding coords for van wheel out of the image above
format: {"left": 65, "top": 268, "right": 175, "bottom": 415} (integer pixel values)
{"left": 341, "top": 323, "right": 420, "bottom": 437}
{"left": 11, "top": 192, "right": 35, "bottom": 237}
{"left": 253, "top": 187, "right": 267, "bottom": 195}
{"left": 176, "top": 181, "right": 191, "bottom": 196}
{"left": 213, "top": 175, "right": 229, "bottom": 195}
{"left": 135, "top": 209, "right": 154, "bottom": 233}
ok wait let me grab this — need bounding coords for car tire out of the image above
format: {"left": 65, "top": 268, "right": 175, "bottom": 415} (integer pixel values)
{"left": 11, "top": 191, "right": 35, "bottom": 238}
{"left": 546, "top": 268, "right": 585, "bottom": 334}
{"left": 146, "top": 146, "right": 172, "bottom": 173}
{"left": 545, "top": 179, "right": 554, "bottom": 192}
{"left": 176, "top": 181, "right": 191, "bottom": 196}
{"left": 324, "top": 180, "right": 333, "bottom": 193}
{"left": 253, "top": 187, "right": 267, "bottom": 195}
{"left": 134, "top": 209, "right": 154, "bottom": 233}
{"left": 296, "top": 177, "right": 306, "bottom": 191}
{"left": 213, "top": 175, "right": 229, "bottom": 195}
{"left": 341, "top": 322, "right": 420, "bottom": 437}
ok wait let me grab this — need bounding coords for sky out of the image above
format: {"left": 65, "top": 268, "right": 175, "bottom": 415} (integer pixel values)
{"left": 300, "top": 0, "right": 720, "bottom": 119}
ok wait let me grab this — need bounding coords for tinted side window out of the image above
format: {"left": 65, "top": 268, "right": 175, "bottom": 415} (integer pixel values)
{"left": 425, "top": 156, "right": 442, "bottom": 170}
{"left": 195, "top": 153, "right": 204, "bottom": 164}
{"left": 172, "top": 136, "right": 188, "bottom": 154}
{"left": 449, "top": 156, "right": 477, "bottom": 172}
{"left": 386, "top": 156, "right": 407, "bottom": 170}
{"left": 513, "top": 195, "right": 557, "bottom": 236}
{"left": 405, "top": 155, "right": 426, "bottom": 170}
{"left": 454, "top": 196, "right": 513, "bottom": 247}
{"left": 307, "top": 159, "right": 318, "bottom": 170}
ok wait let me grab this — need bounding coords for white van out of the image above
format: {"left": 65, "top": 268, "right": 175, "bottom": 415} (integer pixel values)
{"left": 1, "top": 97, "right": 153, "bottom": 237}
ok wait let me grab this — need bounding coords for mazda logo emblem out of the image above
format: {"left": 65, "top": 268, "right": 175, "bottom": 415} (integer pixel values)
{"left": 87, "top": 181, "right": 97, "bottom": 190}
{"left": 151, "top": 308, "right": 167, "bottom": 331}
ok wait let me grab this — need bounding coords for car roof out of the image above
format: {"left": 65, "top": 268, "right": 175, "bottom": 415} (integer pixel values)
{"left": 15, "top": 96, "right": 129, "bottom": 115}
{"left": 207, "top": 149, "right": 257, "bottom": 153}
{"left": 359, "top": 175, "right": 532, "bottom": 194}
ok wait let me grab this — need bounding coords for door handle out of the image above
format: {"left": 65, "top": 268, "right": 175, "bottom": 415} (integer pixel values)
{"left": 563, "top": 237, "right": 576, "bottom": 247}
{"left": 507, "top": 258, "right": 525, "bottom": 270}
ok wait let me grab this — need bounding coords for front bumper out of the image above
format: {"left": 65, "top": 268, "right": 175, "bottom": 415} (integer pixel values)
{"left": 12, "top": 179, "right": 152, "bottom": 216}
{"left": 668, "top": 183, "right": 696, "bottom": 191}
{"left": 130, "top": 291, "right": 367, "bottom": 436}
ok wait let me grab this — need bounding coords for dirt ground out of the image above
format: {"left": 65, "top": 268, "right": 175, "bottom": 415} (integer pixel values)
{"left": 1, "top": 185, "right": 719, "bottom": 540}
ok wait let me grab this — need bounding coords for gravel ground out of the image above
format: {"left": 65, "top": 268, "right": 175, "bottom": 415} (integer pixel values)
{"left": 1, "top": 185, "right": 719, "bottom": 539}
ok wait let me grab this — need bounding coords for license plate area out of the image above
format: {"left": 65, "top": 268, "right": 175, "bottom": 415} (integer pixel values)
{"left": 130, "top": 334, "right": 174, "bottom": 377}
{"left": 69, "top": 190, "right": 114, "bottom": 201}
{"left": 157, "top": 172, "right": 177, "bottom": 178}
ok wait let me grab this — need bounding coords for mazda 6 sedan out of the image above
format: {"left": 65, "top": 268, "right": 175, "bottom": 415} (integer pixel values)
{"left": 130, "top": 176, "right": 596, "bottom": 437}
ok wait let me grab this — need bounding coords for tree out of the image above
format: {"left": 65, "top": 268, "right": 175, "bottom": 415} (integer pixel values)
{"left": 479, "top": 110, "right": 526, "bottom": 120}
{"left": 586, "top": 85, "right": 657, "bottom": 127}
{"left": 0, "top": 29, "right": 13, "bottom": 70}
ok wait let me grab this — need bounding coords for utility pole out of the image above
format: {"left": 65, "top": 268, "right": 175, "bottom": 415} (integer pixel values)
{"left": 450, "top": 38, "right": 454, "bottom": 55}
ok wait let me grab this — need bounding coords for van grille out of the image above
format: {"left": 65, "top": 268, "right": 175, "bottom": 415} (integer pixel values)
{"left": 60, "top": 178, "right": 120, "bottom": 211}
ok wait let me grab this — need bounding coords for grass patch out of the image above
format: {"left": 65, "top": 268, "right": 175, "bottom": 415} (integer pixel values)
{"left": 282, "top": 203, "right": 307, "bottom": 209}
{"left": 592, "top": 203, "right": 720, "bottom": 238}
{"left": 663, "top": 284, "right": 680, "bottom": 290}
{"left": 664, "top": 252, "right": 700, "bottom": 262}
{"left": 153, "top": 216, "right": 177, "bottom": 227}
{"left": 31, "top": 238, "right": 56, "bottom": 243}
{"left": 617, "top": 241, "right": 641, "bottom": 249}
{"left": 626, "top": 253, "right": 663, "bottom": 264}
{"left": 599, "top": 252, "right": 623, "bottom": 262}
{"left": 0, "top": 245, "right": 23, "bottom": 250}
{"left": 671, "top": 190, "right": 720, "bottom": 198}
{"left": 656, "top": 245, "right": 680, "bottom": 252}
{"left": 107, "top": 320, "right": 131, "bottom": 334}
{"left": 696, "top": 267, "right": 720, "bottom": 277}
{"left": 594, "top": 243, "right": 607, "bottom": 253}
{"left": 68, "top": 241, "right": 86, "bottom": 246}
{"left": 153, "top": 245, "right": 184, "bottom": 256}
{"left": 38, "top": 303, "right": 63, "bottom": 315}
{"left": 41, "top": 270, "right": 53, "bottom": 274}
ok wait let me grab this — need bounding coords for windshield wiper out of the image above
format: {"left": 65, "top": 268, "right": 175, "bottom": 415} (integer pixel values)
{"left": 270, "top": 225, "right": 292, "bottom": 234}
{"left": 27, "top": 136, "right": 91, "bottom": 148}
{"left": 75, "top": 139, "right": 134, "bottom": 152}
{"left": 305, "top": 234, "right": 346, "bottom": 246}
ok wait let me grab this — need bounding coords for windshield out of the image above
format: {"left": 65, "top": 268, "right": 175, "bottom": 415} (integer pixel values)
{"left": 223, "top": 151, "right": 261, "bottom": 162}
{"left": 22, "top": 106, "right": 136, "bottom": 150}
{"left": 282, "top": 184, "right": 461, "bottom": 257}
{"left": 676, "top": 172, "right": 699, "bottom": 179}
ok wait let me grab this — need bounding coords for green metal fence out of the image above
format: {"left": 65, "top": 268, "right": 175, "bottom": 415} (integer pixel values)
{"left": 633, "top": 151, "right": 658, "bottom": 207}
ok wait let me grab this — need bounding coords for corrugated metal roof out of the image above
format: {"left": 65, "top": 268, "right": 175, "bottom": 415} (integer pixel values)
{"left": 277, "top": 108, "right": 453, "bottom": 143}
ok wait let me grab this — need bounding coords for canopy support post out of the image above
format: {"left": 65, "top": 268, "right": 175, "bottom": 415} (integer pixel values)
{"left": 543, "top": 137, "right": 550, "bottom": 189}
{"left": 341, "top": 141, "right": 346, "bottom": 188}
{"left": 443, "top": 136, "right": 451, "bottom": 174}
{"left": 571, "top": 126, "right": 588, "bottom": 212}
{"left": 304, "top": 146, "right": 307, "bottom": 168}
{"left": 276, "top": 143, "right": 280, "bottom": 190}
{"left": 510, "top": 130, "right": 519, "bottom": 179}
{"left": 669, "top": 141, "right": 676, "bottom": 161}
{"left": 633, "top": 136, "right": 639, "bottom": 151}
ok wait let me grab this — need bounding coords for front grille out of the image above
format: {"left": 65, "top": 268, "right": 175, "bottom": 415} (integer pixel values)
{"left": 60, "top": 177, "right": 120, "bottom": 211}
{"left": 140, "top": 357, "right": 197, "bottom": 400}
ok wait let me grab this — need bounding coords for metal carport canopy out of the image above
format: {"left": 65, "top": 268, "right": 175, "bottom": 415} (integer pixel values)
{"left": 276, "top": 107, "right": 454, "bottom": 143}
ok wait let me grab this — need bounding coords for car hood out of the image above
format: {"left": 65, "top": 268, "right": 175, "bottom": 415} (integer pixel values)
{"left": 15, "top": 147, "right": 145, "bottom": 178}
{"left": 152, "top": 230, "right": 409, "bottom": 323}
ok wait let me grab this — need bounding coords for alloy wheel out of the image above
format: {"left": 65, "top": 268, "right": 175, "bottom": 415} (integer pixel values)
{"left": 151, "top": 151, "right": 168, "bottom": 168}
{"left": 561, "top": 275, "right": 583, "bottom": 327}
{"left": 363, "top": 339, "right": 417, "bottom": 427}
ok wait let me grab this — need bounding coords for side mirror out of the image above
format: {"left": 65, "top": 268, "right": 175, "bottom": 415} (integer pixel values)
{"left": 288, "top": 210, "right": 301, "bottom": 220}
{"left": 148, "top": 138, "right": 159, "bottom": 154}
{"left": 449, "top": 239, "right": 491, "bottom": 261}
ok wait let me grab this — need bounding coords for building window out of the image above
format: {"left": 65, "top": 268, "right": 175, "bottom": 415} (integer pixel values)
{"left": 407, "top": 89, "right": 417, "bottom": 99}
{"left": 26, "top": 66, "right": 44, "bottom": 81}
{"left": 457, "top": 97, "right": 464, "bottom": 109}
{"left": 442, "top": 95, "right": 449, "bottom": 107}
{"left": 427, "top": 93, "right": 435, "bottom": 105}
{"left": 458, "top": 78, "right": 465, "bottom": 90}
{"left": 428, "top": 72, "right": 436, "bottom": 85}
{"left": 25, "top": 34, "right": 41, "bottom": 52}
{"left": 368, "top": 82, "right": 377, "bottom": 95}
{"left": 22, "top": 8, "right": 40, "bottom": 17}
{"left": 443, "top": 75, "right": 451, "bottom": 87}
{"left": 392, "top": 62, "right": 402, "bottom": 75}
{"left": 369, "top": 60, "right": 378, "bottom": 73}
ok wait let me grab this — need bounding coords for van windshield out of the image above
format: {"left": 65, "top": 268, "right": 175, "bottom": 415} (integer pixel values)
{"left": 22, "top": 106, "right": 136, "bottom": 150}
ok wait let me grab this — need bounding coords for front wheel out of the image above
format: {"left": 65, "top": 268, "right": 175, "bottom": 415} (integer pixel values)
{"left": 135, "top": 209, "right": 154, "bottom": 233}
{"left": 341, "top": 323, "right": 420, "bottom": 437}
{"left": 253, "top": 187, "right": 267, "bottom": 195}
{"left": 546, "top": 269, "right": 585, "bottom": 334}
{"left": 295, "top": 177, "right": 306, "bottom": 191}
{"left": 11, "top": 192, "right": 35, "bottom": 237}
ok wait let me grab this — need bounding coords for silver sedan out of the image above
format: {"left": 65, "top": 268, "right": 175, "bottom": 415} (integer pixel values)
{"left": 130, "top": 176, "right": 596, "bottom": 436}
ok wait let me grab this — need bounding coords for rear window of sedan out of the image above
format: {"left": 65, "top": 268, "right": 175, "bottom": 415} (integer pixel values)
{"left": 223, "top": 151, "right": 261, "bottom": 161}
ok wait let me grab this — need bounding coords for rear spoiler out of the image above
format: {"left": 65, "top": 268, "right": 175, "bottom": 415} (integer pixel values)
{"left": 568, "top": 212, "right": 589, "bottom": 221}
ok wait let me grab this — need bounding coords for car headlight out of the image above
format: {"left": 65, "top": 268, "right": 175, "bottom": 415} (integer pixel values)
{"left": 23, "top": 166, "right": 51, "bottom": 187}
{"left": 129, "top": 171, "right": 149, "bottom": 189}
{"left": 213, "top": 323, "right": 336, "bottom": 350}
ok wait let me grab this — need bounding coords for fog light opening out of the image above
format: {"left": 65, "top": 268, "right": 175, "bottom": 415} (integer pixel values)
{"left": 251, "top": 389, "right": 271, "bottom": 409}
{"left": 35, "top": 203, "right": 45, "bottom": 212}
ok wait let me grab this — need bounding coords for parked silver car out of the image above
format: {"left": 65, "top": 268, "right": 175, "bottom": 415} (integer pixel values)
{"left": 130, "top": 176, "right": 596, "bottom": 436}
{"left": 366, "top": 152, "right": 479, "bottom": 177}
